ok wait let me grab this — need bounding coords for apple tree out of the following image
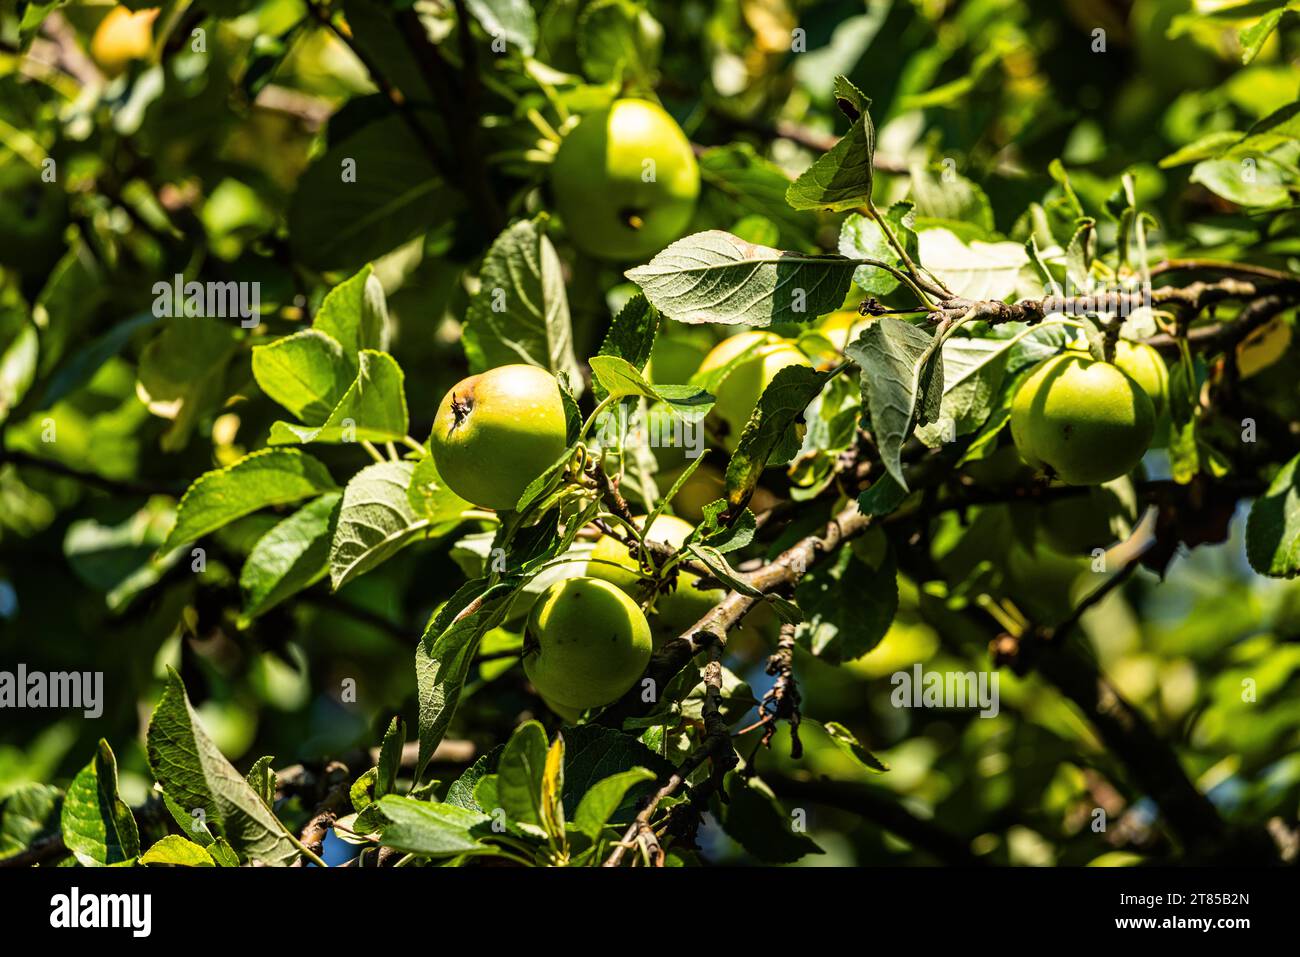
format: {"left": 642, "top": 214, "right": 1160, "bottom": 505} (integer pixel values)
{"left": 1, "top": 0, "right": 1299, "bottom": 870}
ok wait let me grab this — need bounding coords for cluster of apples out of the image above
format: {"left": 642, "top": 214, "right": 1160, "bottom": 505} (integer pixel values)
{"left": 428, "top": 324, "right": 811, "bottom": 716}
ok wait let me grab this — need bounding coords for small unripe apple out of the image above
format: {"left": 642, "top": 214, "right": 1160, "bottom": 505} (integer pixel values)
{"left": 523, "top": 577, "right": 653, "bottom": 712}
{"left": 90, "top": 6, "right": 159, "bottom": 78}
{"left": 587, "top": 514, "right": 724, "bottom": 647}
{"left": 430, "top": 364, "right": 568, "bottom": 511}
{"left": 1010, "top": 352, "right": 1154, "bottom": 485}
{"left": 697, "top": 331, "right": 813, "bottom": 451}
{"left": 550, "top": 98, "right": 699, "bottom": 262}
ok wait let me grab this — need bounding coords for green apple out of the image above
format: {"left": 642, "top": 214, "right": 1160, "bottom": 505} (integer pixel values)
{"left": 1010, "top": 352, "right": 1154, "bottom": 485}
{"left": 697, "top": 331, "right": 813, "bottom": 451}
{"left": 550, "top": 98, "right": 699, "bottom": 262}
{"left": 430, "top": 364, "right": 568, "bottom": 511}
{"left": 0, "top": 164, "right": 67, "bottom": 276}
{"left": 587, "top": 514, "right": 724, "bottom": 647}
{"left": 523, "top": 577, "right": 653, "bottom": 712}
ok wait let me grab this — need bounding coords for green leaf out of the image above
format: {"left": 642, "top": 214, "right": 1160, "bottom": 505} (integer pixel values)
{"left": 718, "top": 774, "right": 823, "bottom": 863}
{"left": 838, "top": 204, "right": 919, "bottom": 296}
{"left": 136, "top": 320, "right": 240, "bottom": 452}
{"left": 1239, "top": 8, "right": 1286, "bottom": 63}
{"left": 376, "top": 716, "right": 406, "bottom": 800}
{"left": 918, "top": 228, "right": 1029, "bottom": 301}
{"left": 64, "top": 499, "right": 184, "bottom": 612}
{"left": 627, "top": 230, "right": 857, "bottom": 327}
{"left": 245, "top": 756, "right": 277, "bottom": 808}
{"left": 146, "top": 668, "right": 300, "bottom": 865}
{"left": 239, "top": 492, "right": 341, "bottom": 624}
{"left": 785, "top": 76, "right": 875, "bottom": 212}
{"left": 819, "top": 720, "right": 889, "bottom": 773}
{"left": 269, "top": 350, "right": 410, "bottom": 445}
{"left": 0, "top": 322, "right": 38, "bottom": 426}
{"left": 462, "top": 217, "right": 582, "bottom": 396}
{"left": 594, "top": 293, "right": 659, "bottom": 401}
{"left": 139, "top": 835, "right": 216, "bottom": 867}
{"left": 465, "top": 0, "right": 538, "bottom": 56}
{"left": 573, "top": 767, "right": 656, "bottom": 838}
{"left": 1189, "top": 155, "right": 1296, "bottom": 208}
{"left": 0, "top": 784, "right": 61, "bottom": 860}
{"left": 164, "top": 448, "right": 338, "bottom": 550}
{"left": 329, "top": 461, "right": 431, "bottom": 591}
{"left": 497, "top": 720, "right": 550, "bottom": 830}
{"left": 795, "top": 545, "right": 897, "bottom": 661}
{"left": 252, "top": 330, "right": 350, "bottom": 423}
{"left": 59, "top": 739, "right": 139, "bottom": 866}
{"left": 312, "top": 263, "right": 390, "bottom": 359}
{"left": 844, "top": 317, "right": 943, "bottom": 490}
{"left": 414, "top": 581, "right": 520, "bottom": 781}
{"left": 376, "top": 796, "right": 497, "bottom": 857}
{"left": 558, "top": 725, "right": 673, "bottom": 818}
{"left": 288, "top": 110, "right": 457, "bottom": 271}
{"left": 577, "top": 0, "right": 662, "bottom": 85}
{"left": 1246, "top": 452, "right": 1300, "bottom": 578}
{"left": 588, "top": 355, "right": 715, "bottom": 420}
{"left": 910, "top": 164, "right": 995, "bottom": 234}
{"left": 725, "top": 365, "right": 831, "bottom": 507}
{"left": 406, "top": 455, "right": 472, "bottom": 524}
{"left": 541, "top": 735, "right": 566, "bottom": 845}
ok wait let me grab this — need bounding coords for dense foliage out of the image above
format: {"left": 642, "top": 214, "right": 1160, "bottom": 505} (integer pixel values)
{"left": 2, "top": 0, "right": 1300, "bottom": 869}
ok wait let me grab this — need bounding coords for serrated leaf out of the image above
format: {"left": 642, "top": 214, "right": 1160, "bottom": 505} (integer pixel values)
{"left": 329, "top": 461, "right": 429, "bottom": 590}
{"left": 252, "top": 330, "right": 350, "bottom": 424}
{"left": 1246, "top": 452, "right": 1300, "bottom": 578}
{"left": 313, "top": 263, "right": 389, "bottom": 358}
{"left": 626, "top": 230, "right": 857, "bottom": 327}
{"left": 146, "top": 669, "right": 300, "bottom": 865}
{"left": 588, "top": 355, "right": 714, "bottom": 421}
{"left": 139, "top": 835, "right": 216, "bottom": 867}
{"left": 60, "top": 739, "right": 139, "bottom": 866}
{"left": 845, "top": 317, "right": 943, "bottom": 490}
{"left": 0, "top": 784, "right": 61, "bottom": 860}
{"left": 245, "top": 756, "right": 277, "bottom": 807}
{"left": 594, "top": 294, "right": 659, "bottom": 401}
{"left": 376, "top": 795, "right": 496, "bottom": 857}
{"left": 239, "top": 492, "right": 341, "bottom": 624}
{"left": 785, "top": 75, "right": 875, "bottom": 212}
{"left": 269, "top": 349, "right": 409, "bottom": 445}
{"left": 376, "top": 716, "right": 405, "bottom": 800}
{"left": 573, "top": 767, "right": 656, "bottom": 838}
{"left": 462, "top": 218, "right": 582, "bottom": 396}
{"left": 164, "top": 449, "right": 338, "bottom": 551}
{"left": 414, "top": 581, "right": 520, "bottom": 781}
{"left": 725, "top": 365, "right": 831, "bottom": 507}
